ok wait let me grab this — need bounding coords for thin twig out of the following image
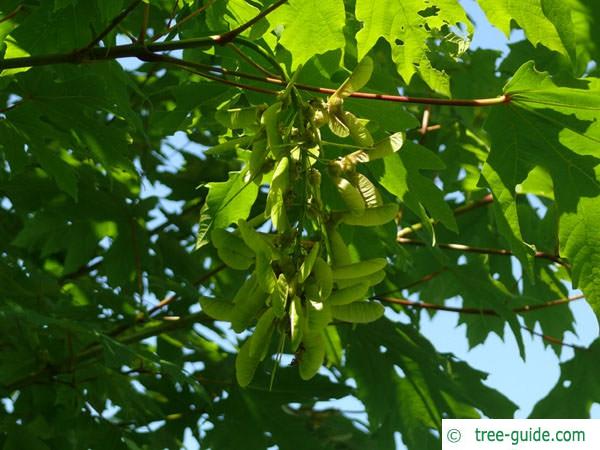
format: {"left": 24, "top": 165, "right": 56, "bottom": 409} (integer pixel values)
{"left": 164, "top": 0, "right": 180, "bottom": 31}
{"left": 130, "top": 219, "right": 143, "bottom": 299}
{"left": 397, "top": 194, "right": 494, "bottom": 238}
{"left": 521, "top": 325, "right": 585, "bottom": 350}
{"left": 0, "top": 40, "right": 512, "bottom": 107}
{"left": 138, "top": 2, "right": 150, "bottom": 43}
{"left": 0, "top": 99, "right": 25, "bottom": 115}
{"left": 105, "top": 263, "right": 227, "bottom": 340}
{"left": 4, "top": 262, "right": 228, "bottom": 392}
{"left": 228, "top": 43, "right": 279, "bottom": 78}
{"left": 150, "top": 0, "right": 216, "bottom": 43}
{"left": 452, "top": 193, "right": 494, "bottom": 216}
{"left": 147, "top": 264, "right": 226, "bottom": 317}
{"left": 3, "top": 311, "right": 211, "bottom": 391}
{"left": 397, "top": 237, "right": 568, "bottom": 267}
{"left": 0, "top": 4, "right": 24, "bottom": 24}
{"left": 378, "top": 293, "right": 584, "bottom": 316}
{"left": 80, "top": 0, "right": 143, "bottom": 52}
{"left": 212, "top": 0, "right": 288, "bottom": 45}
{"left": 376, "top": 269, "right": 447, "bottom": 297}
{"left": 59, "top": 202, "right": 200, "bottom": 284}
{"left": 145, "top": 54, "right": 279, "bottom": 84}
{"left": 147, "top": 53, "right": 280, "bottom": 95}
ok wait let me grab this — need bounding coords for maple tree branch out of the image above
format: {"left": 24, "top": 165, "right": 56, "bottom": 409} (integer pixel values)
{"left": 378, "top": 293, "right": 584, "bottom": 316}
{"left": 375, "top": 269, "right": 447, "bottom": 297}
{"left": 164, "top": 0, "right": 180, "bottom": 31}
{"left": 0, "top": 46, "right": 511, "bottom": 106}
{"left": 3, "top": 310, "right": 212, "bottom": 392}
{"left": 228, "top": 43, "right": 279, "bottom": 78}
{"left": 397, "top": 193, "right": 494, "bottom": 238}
{"left": 4, "top": 263, "right": 227, "bottom": 392}
{"left": 452, "top": 193, "right": 494, "bottom": 215}
{"left": 0, "top": 0, "right": 287, "bottom": 68}
{"left": 0, "top": 99, "right": 25, "bottom": 114}
{"left": 134, "top": 55, "right": 511, "bottom": 109}
{"left": 234, "top": 38, "right": 288, "bottom": 80}
{"left": 147, "top": 263, "right": 226, "bottom": 318}
{"left": 104, "top": 262, "right": 227, "bottom": 340}
{"left": 397, "top": 237, "right": 569, "bottom": 267}
{"left": 0, "top": 4, "right": 24, "bottom": 24}
{"left": 0, "top": 3, "right": 512, "bottom": 110}
{"left": 80, "top": 0, "right": 143, "bottom": 52}
{"left": 520, "top": 325, "right": 585, "bottom": 351}
{"left": 144, "top": 53, "right": 280, "bottom": 95}
{"left": 212, "top": 0, "right": 288, "bottom": 45}
{"left": 295, "top": 86, "right": 510, "bottom": 106}
{"left": 150, "top": 0, "right": 216, "bottom": 43}
{"left": 59, "top": 201, "right": 202, "bottom": 284}
{"left": 138, "top": 2, "right": 150, "bottom": 43}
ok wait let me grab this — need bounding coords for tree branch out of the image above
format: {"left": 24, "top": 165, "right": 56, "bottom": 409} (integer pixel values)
{"left": 131, "top": 55, "right": 512, "bottom": 109}
{"left": 150, "top": 54, "right": 280, "bottom": 95}
{"left": 397, "top": 237, "right": 569, "bottom": 267}
{"left": 137, "top": 2, "right": 150, "bottom": 43}
{"left": 521, "top": 325, "right": 585, "bottom": 350}
{"left": 228, "top": 43, "right": 279, "bottom": 78}
{"left": 377, "top": 293, "right": 584, "bottom": 316}
{"left": 3, "top": 310, "right": 212, "bottom": 392}
{"left": 375, "top": 269, "right": 447, "bottom": 297}
{"left": 0, "top": 0, "right": 287, "bottom": 69}
{"left": 397, "top": 194, "right": 493, "bottom": 238}
{"left": 0, "top": 43, "right": 511, "bottom": 106}
{"left": 98, "top": 263, "right": 227, "bottom": 341}
{"left": 147, "top": 263, "right": 226, "bottom": 317}
{"left": 0, "top": 4, "right": 24, "bottom": 24}
{"left": 150, "top": 0, "right": 216, "bottom": 43}
{"left": 59, "top": 202, "right": 201, "bottom": 284}
{"left": 0, "top": 4, "right": 512, "bottom": 109}
{"left": 3, "top": 262, "right": 228, "bottom": 392}
{"left": 212, "top": 0, "right": 288, "bottom": 45}
{"left": 80, "top": 0, "right": 143, "bottom": 52}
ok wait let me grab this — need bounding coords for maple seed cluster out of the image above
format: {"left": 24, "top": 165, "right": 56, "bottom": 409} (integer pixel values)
{"left": 202, "top": 57, "right": 405, "bottom": 386}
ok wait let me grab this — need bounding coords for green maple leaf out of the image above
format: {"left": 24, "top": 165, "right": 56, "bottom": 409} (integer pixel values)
{"left": 355, "top": 0, "right": 471, "bottom": 95}
{"left": 269, "top": 0, "right": 346, "bottom": 70}
{"left": 477, "top": 0, "right": 576, "bottom": 62}
{"left": 196, "top": 170, "right": 259, "bottom": 249}
{"left": 484, "top": 61, "right": 600, "bottom": 312}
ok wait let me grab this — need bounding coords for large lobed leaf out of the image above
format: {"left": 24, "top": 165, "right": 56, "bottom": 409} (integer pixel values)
{"left": 355, "top": 0, "right": 471, "bottom": 95}
{"left": 484, "top": 61, "right": 600, "bottom": 312}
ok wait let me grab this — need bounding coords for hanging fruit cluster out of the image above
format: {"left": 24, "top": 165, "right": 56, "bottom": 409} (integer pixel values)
{"left": 199, "top": 57, "right": 405, "bottom": 386}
